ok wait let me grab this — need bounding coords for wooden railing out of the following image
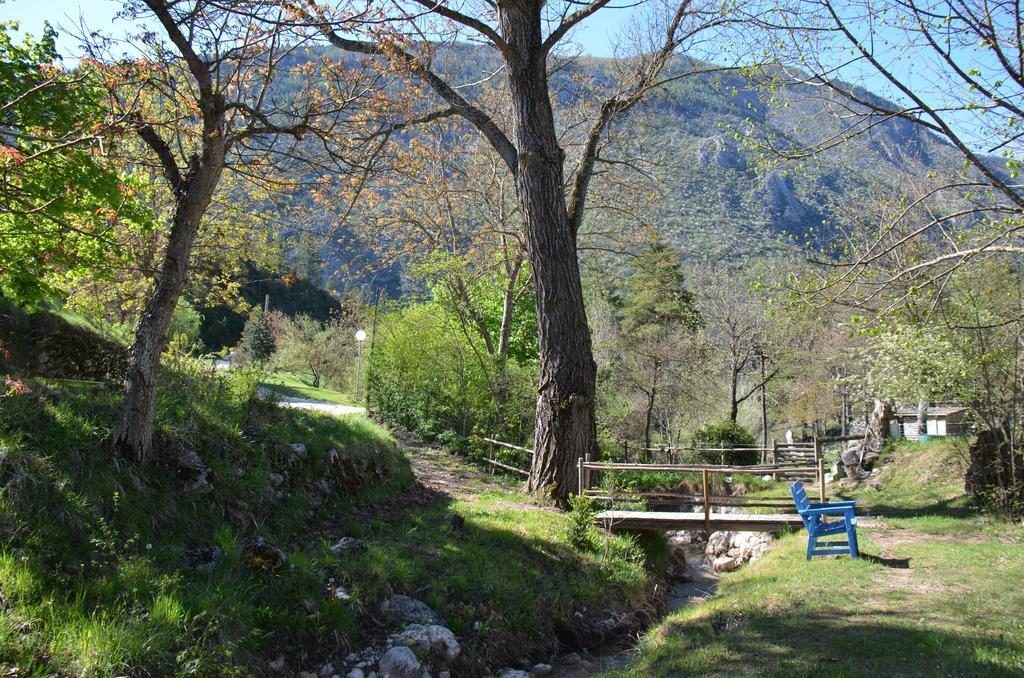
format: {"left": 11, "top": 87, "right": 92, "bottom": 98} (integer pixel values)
{"left": 578, "top": 458, "right": 826, "bottom": 533}
{"left": 481, "top": 437, "right": 532, "bottom": 476}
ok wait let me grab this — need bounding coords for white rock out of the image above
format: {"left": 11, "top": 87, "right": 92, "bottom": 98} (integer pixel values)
{"left": 497, "top": 670, "right": 530, "bottom": 678}
{"left": 712, "top": 556, "right": 739, "bottom": 573}
{"left": 268, "top": 472, "right": 285, "bottom": 487}
{"left": 394, "top": 624, "right": 460, "bottom": 663}
{"left": 705, "top": 531, "right": 733, "bottom": 559}
{"left": 268, "top": 655, "right": 286, "bottom": 672}
{"left": 378, "top": 646, "right": 421, "bottom": 678}
{"left": 529, "top": 664, "right": 553, "bottom": 676}
{"left": 346, "top": 670, "right": 364, "bottom": 678}
{"left": 381, "top": 595, "right": 443, "bottom": 626}
{"left": 290, "top": 442, "right": 308, "bottom": 458}
{"left": 319, "top": 663, "right": 336, "bottom": 677}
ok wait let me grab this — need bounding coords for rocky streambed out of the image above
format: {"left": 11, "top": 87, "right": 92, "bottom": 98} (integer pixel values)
{"left": 543, "top": 526, "right": 775, "bottom": 677}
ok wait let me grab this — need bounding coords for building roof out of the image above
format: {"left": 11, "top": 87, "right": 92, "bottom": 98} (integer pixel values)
{"left": 894, "top": 405, "right": 968, "bottom": 418}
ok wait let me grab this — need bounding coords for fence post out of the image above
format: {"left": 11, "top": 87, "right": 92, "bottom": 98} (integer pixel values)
{"left": 818, "top": 456, "right": 826, "bottom": 502}
{"left": 702, "top": 469, "right": 711, "bottom": 534}
{"left": 584, "top": 453, "right": 592, "bottom": 492}
{"left": 577, "top": 457, "right": 584, "bottom": 497}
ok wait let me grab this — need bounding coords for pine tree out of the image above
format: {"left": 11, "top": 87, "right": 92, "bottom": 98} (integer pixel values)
{"left": 619, "top": 239, "right": 703, "bottom": 449}
{"left": 622, "top": 239, "right": 701, "bottom": 337}
{"left": 240, "top": 310, "right": 275, "bottom": 365}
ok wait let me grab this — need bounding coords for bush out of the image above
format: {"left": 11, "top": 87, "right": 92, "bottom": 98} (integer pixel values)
{"left": 239, "top": 309, "right": 275, "bottom": 365}
{"left": 566, "top": 494, "right": 598, "bottom": 552}
{"left": 367, "top": 302, "right": 536, "bottom": 443}
{"left": 689, "top": 420, "right": 759, "bottom": 465}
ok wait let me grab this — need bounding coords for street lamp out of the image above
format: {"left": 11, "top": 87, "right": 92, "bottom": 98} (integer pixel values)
{"left": 354, "top": 330, "right": 367, "bottom": 401}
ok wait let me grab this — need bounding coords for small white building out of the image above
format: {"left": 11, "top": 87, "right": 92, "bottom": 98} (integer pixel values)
{"left": 892, "top": 405, "right": 969, "bottom": 440}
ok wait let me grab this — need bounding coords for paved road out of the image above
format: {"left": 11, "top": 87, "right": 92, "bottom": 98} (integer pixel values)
{"left": 257, "top": 387, "right": 366, "bottom": 417}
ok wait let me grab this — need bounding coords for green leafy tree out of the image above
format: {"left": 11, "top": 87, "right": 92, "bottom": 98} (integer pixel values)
{"left": 240, "top": 310, "right": 275, "bottom": 366}
{"left": 690, "top": 420, "right": 758, "bottom": 465}
{"left": 0, "top": 21, "right": 152, "bottom": 303}
{"left": 274, "top": 315, "right": 351, "bottom": 389}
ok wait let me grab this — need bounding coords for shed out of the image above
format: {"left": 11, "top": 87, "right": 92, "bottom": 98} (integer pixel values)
{"left": 892, "top": 405, "right": 969, "bottom": 440}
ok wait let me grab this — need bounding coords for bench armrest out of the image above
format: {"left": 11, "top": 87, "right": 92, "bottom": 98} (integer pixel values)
{"left": 801, "top": 506, "right": 856, "bottom": 517}
{"left": 809, "top": 500, "right": 856, "bottom": 509}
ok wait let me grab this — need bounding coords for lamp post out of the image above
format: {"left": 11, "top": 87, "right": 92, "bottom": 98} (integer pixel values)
{"left": 354, "top": 329, "right": 367, "bottom": 401}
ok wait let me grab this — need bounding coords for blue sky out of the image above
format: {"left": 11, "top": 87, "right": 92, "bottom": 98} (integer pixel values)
{"left": 0, "top": 0, "right": 998, "bottom": 153}
{"left": 0, "top": 0, "right": 635, "bottom": 59}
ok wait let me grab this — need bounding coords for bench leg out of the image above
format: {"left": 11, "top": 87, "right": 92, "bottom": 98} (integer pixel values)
{"left": 806, "top": 532, "right": 816, "bottom": 560}
{"left": 846, "top": 520, "right": 859, "bottom": 559}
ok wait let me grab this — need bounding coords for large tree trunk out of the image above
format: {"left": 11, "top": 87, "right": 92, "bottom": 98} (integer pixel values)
{"left": 500, "top": 7, "right": 597, "bottom": 502}
{"left": 113, "top": 200, "right": 208, "bottom": 459}
{"left": 113, "top": 139, "right": 224, "bottom": 461}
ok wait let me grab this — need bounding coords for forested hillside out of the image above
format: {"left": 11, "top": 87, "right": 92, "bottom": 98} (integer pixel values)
{"left": 272, "top": 47, "right": 967, "bottom": 290}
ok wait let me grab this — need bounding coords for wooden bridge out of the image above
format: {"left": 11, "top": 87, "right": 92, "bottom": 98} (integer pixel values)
{"left": 480, "top": 436, "right": 827, "bottom": 533}
{"left": 580, "top": 457, "right": 827, "bottom": 534}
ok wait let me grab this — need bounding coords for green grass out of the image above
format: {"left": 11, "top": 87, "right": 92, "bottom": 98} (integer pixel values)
{"left": 0, "top": 353, "right": 660, "bottom": 674}
{"left": 261, "top": 369, "right": 358, "bottom": 406}
{"left": 616, "top": 529, "right": 1024, "bottom": 676}
{"left": 329, "top": 484, "right": 659, "bottom": 669}
{"left": 617, "top": 437, "right": 1024, "bottom": 676}
{"left": 0, "top": 360, "right": 408, "bottom": 675}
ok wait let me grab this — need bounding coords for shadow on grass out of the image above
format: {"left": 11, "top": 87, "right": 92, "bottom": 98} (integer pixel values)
{"left": 651, "top": 608, "right": 1023, "bottom": 676}
{"left": 832, "top": 491, "right": 978, "bottom": 520}
{"left": 858, "top": 553, "right": 911, "bottom": 569}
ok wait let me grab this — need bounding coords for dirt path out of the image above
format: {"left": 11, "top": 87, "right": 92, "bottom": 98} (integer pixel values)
{"left": 258, "top": 387, "right": 366, "bottom": 416}
{"left": 398, "top": 438, "right": 519, "bottom": 499}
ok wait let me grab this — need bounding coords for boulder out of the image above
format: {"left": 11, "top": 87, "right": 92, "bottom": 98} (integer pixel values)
{"left": 377, "top": 646, "right": 420, "bottom": 678}
{"left": 346, "top": 669, "right": 364, "bottom": 678}
{"left": 330, "top": 537, "right": 367, "bottom": 556}
{"left": 704, "top": 530, "right": 734, "bottom": 559}
{"left": 177, "top": 448, "right": 213, "bottom": 493}
{"left": 241, "top": 536, "right": 287, "bottom": 569}
{"left": 182, "top": 545, "right": 222, "bottom": 573}
{"left": 268, "top": 472, "right": 285, "bottom": 488}
{"left": 381, "top": 595, "right": 443, "bottom": 626}
{"left": 394, "top": 624, "right": 460, "bottom": 664}
{"left": 712, "top": 556, "right": 739, "bottom": 573}
{"left": 529, "top": 664, "right": 553, "bottom": 676}
{"left": 290, "top": 443, "right": 308, "bottom": 460}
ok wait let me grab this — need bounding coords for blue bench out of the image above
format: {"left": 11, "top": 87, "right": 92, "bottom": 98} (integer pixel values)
{"left": 790, "top": 480, "right": 859, "bottom": 559}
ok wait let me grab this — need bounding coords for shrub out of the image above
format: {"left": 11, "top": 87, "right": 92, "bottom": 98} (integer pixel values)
{"left": 566, "top": 494, "right": 598, "bottom": 552}
{"left": 689, "top": 420, "right": 759, "bottom": 465}
{"left": 239, "top": 309, "right": 275, "bottom": 365}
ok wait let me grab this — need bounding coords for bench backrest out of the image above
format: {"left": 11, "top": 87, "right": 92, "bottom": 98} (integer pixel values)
{"left": 790, "top": 480, "right": 813, "bottom": 529}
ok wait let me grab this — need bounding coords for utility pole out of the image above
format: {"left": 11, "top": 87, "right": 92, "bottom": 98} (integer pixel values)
{"left": 758, "top": 345, "right": 769, "bottom": 451}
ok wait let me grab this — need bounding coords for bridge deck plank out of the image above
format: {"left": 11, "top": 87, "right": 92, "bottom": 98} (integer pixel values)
{"left": 596, "top": 510, "right": 804, "bottom": 532}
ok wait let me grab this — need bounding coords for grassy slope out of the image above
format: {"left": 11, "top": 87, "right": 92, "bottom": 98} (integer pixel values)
{"left": 0, "top": 359, "right": 658, "bottom": 674}
{"left": 0, "top": 364, "right": 408, "bottom": 675}
{"left": 619, "top": 439, "right": 1024, "bottom": 676}
{"left": 334, "top": 448, "right": 663, "bottom": 671}
{"left": 261, "top": 369, "right": 358, "bottom": 406}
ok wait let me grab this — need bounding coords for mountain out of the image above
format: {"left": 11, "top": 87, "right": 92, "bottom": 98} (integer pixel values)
{"left": 268, "top": 46, "right": 971, "bottom": 292}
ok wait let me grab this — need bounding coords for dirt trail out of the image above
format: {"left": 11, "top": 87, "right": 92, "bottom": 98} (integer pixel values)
{"left": 400, "top": 439, "right": 521, "bottom": 499}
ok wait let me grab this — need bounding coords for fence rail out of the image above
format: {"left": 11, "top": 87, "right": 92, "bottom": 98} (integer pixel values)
{"left": 579, "top": 458, "right": 826, "bottom": 533}
{"left": 481, "top": 437, "right": 533, "bottom": 476}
